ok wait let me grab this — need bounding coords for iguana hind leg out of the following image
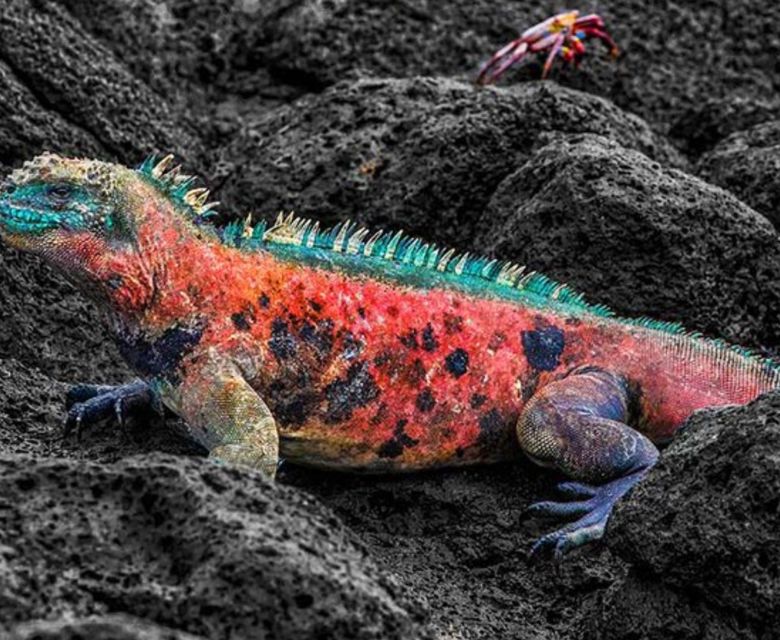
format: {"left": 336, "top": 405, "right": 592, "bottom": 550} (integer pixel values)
{"left": 517, "top": 366, "right": 659, "bottom": 559}
{"left": 177, "top": 357, "right": 279, "bottom": 477}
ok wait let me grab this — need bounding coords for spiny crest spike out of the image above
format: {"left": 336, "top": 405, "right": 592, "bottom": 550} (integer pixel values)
{"left": 185, "top": 187, "right": 210, "bottom": 208}
{"left": 158, "top": 205, "right": 780, "bottom": 375}
{"left": 151, "top": 154, "right": 175, "bottom": 179}
{"left": 137, "top": 154, "right": 220, "bottom": 223}
{"left": 242, "top": 214, "right": 253, "bottom": 238}
{"left": 364, "top": 230, "right": 383, "bottom": 256}
{"left": 137, "top": 155, "right": 157, "bottom": 174}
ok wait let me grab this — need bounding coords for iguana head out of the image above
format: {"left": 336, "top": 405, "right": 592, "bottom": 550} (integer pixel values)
{"left": 0, "top": 152, "right": 211, "bottom": 316}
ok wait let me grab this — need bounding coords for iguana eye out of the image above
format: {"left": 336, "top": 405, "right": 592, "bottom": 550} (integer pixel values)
{"left": 47, "top": 184, "right": 73, "bottom": 203}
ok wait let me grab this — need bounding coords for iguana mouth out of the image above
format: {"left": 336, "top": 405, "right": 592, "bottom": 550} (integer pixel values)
{"left": 0, "top": 203, "right": 52, "bottom": 234}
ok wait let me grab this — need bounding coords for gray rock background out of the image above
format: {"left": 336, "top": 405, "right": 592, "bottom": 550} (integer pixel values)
{"left": 1, "top": 1, "right": 780, "bottom": 638}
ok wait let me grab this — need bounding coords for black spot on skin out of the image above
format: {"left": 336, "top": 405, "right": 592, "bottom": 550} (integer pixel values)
{"left": 299, "top": 319, "right": 333, "bottom": 356}
{"left": 116, "top": 323, "right": 204, "bottom": 381}
{"left": 470, "top": 393, "right": 487, "bottom": 409}
{"left": 444, "top": 313, "right": 463, "bottom": 334}
{"left": 324, "top": 361, "right": 380, "bottom": 422}
{"left": 477, "top": 408, "right": 506, "bottom": 448}
{"left": 357, "top": 307, "right": 366, "bottom": 318}
{"left": 421, "top": 324, "right": 438, "bottom": 352}
{"left": 370, "top": 403, "right": 389, "bottom": 426}
{"left": 105, "top": 274, "right": 123, "bottom": 291}
{"left": 396, "top": 419, "right": 418, "bottom": 447}
{"left": 377, "top": 418, "right": 419, "bottom": 458}
{"left": 341, "top": 331, "right": 363, "bottom": 360}
{"left": 399, "top": 329, "right": 419, "bottom": 349}
{"left": 565, "top": 316, "right": 581, "bottom": 326}
{"left": 268, "top": 381, "right": 319, "bottom": 427}
{"left": 522, "top": 372, "right": 539, "bottom": 402}
{"left": 377, "top": 438, "right": 404, "bottom": 459}
{"left": 232, "top": 311, "right": 252, "bottom": 331}
{"left": 445, "top": 348, "right": 469, "bottom": 378}
{"left": 308, "top": 299, "right": 322, "bottom": 312}
{"left": 488, "top": 332, "right": 506, "bottom": 351}
{"left": 269, "top": 318, "right": 297, "bottom": 361}
{"left": 407, "top": 358, "right": 427, "bottom": 384}
{"left": 279, "top": 398, "right": 316, "bottom": 425}
{"left": 258, "top": 293, "right": 270, "bottom": 308}
{"left": 374, "top": 352, "right": 391, "bottom": 367}
{"left": 416, "top": 388, "right": 435, "bottom": 412}
{"left": 521, "top": 325, "right": 565, "bottom": 371}
{"left": 626, "top": 377, "right": 644, "bottom": 427}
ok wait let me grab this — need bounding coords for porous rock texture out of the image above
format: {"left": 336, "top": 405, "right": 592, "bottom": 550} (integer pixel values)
{"left": 10, "top": 614, "right": 206, "bottom": 640}
{"left": 480, "top": 134, "right": 780, "bottom": 349}
{"left": 2, "top": 1, "right": 780, "bottom": 639}
{"left": 215, "top": 77, "right": 683, "bottom": 246}
{"left": 590, "top": 393, "right": 780, "bottom": 640}
{"left": 0, "top": 455, "right": 427, "bottom": 639}
{"left": 697, "top": 119, "right": 780, "bottom": 229}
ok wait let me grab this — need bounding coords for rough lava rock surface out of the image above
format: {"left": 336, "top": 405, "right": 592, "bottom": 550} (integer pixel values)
{"left": 698, "top": 119, "right": 780, "bottom": 229}
{"left": 592, "top": 392, "right": 780, "bottom": 639}
{"left": 2, "top": 1, "right": 780, "bottom": 639}
{"left": 480, "top": 134, "right": 780, "bottom": 349}
{"left": 216, "top": 77, "right": 683, "bottom": 247}
{"left": 10, "top": 614, "right": 207, "bottom": 640}
{"left": 0, "top": 455, "right": 429, "bottom": 640}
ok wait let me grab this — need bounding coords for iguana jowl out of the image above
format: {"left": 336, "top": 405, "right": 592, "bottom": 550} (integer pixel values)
{"left": 1, "top": 153, "right": 777, "bottom": 557}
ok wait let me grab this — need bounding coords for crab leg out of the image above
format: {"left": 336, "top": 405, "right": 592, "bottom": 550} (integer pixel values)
{"left": 572, "top": 14, "right": 606, "bottom": 29}
{"left": 477, "top": 40, "right": 529, "bottom": 84}
{"left": 562, "top": 33, "right": 586, "bottom": 66}
{"left": 541, "top": 31, "right": 567, "bottom": 79}
{"left": 578, "top": 27, "right": 619, "bottom": 56}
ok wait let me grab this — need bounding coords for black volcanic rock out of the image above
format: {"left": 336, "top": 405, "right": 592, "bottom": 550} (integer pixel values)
{"left": 594, "top": 391, "right": 780, "bottom": 639}
{"left": 0, "top": 454, "right": 430, "bottom": 640}
{"left": 0, "top": 0, "right": 203, "bottom": 174}
{"left": 216, "top": 77, "right": 682, "bottom": 248}
{"left": 39, "top": 1, "right": 780, "bottom": 157}
{"left": 480, "top": 134, "right": 780, "bottom": 350}
{"left": 669, "top": 95, "right": 780, "bottom": 158}
{"left": 0, "top": 248, "right": 127, "bottom": 384}
{"left": 698, "top": 119, "right": 780, "bottom": 228}
{"left": 10, "top": 614, "right": 206, "bottom": 640}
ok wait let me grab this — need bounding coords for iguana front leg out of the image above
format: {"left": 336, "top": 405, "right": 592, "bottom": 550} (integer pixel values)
{"left": 175, "top": 356, "right": 279, "bottom": 477}
{"left": 517, "top": 366, "right": 659, "bottom": 559}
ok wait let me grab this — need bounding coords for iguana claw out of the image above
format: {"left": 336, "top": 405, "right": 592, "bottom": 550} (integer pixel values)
{"left": 63, "top": 379, "right": 158, "bottom": 440}
{"left": 527, "top": 470, "right": 649, "bottom": 560}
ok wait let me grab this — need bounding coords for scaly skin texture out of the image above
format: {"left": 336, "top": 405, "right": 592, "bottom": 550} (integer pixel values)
{"left": 1, "top": 153, "right": 777, "bottom": 556}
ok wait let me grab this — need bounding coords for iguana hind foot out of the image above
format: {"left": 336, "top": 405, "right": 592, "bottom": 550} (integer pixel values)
{"left": 517, "top": 366, "right": 659, "bottom": 559}
{"left": 527, "top": 470, "right": 651, "bottom": 559}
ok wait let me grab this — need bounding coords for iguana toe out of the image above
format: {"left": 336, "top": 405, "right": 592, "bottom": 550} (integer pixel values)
{"left": 62, "top": 379, "right": 157, "bottom": 441}
{"left": 528, "top": 471, "right": 649, "bottom": 560}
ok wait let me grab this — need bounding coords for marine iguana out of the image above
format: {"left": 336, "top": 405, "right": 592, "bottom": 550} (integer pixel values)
{"left": 1, "top": 153, "right": 776, "bottom": 558}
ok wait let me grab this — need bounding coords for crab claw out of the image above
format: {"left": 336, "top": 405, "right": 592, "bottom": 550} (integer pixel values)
{"left": 579, "top": 27, "right": 619, "bottom": 57}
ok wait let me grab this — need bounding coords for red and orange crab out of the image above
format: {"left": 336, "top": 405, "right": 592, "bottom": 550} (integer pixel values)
{"left": 476, "top": 10, "right": 619, "bottom": 84}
